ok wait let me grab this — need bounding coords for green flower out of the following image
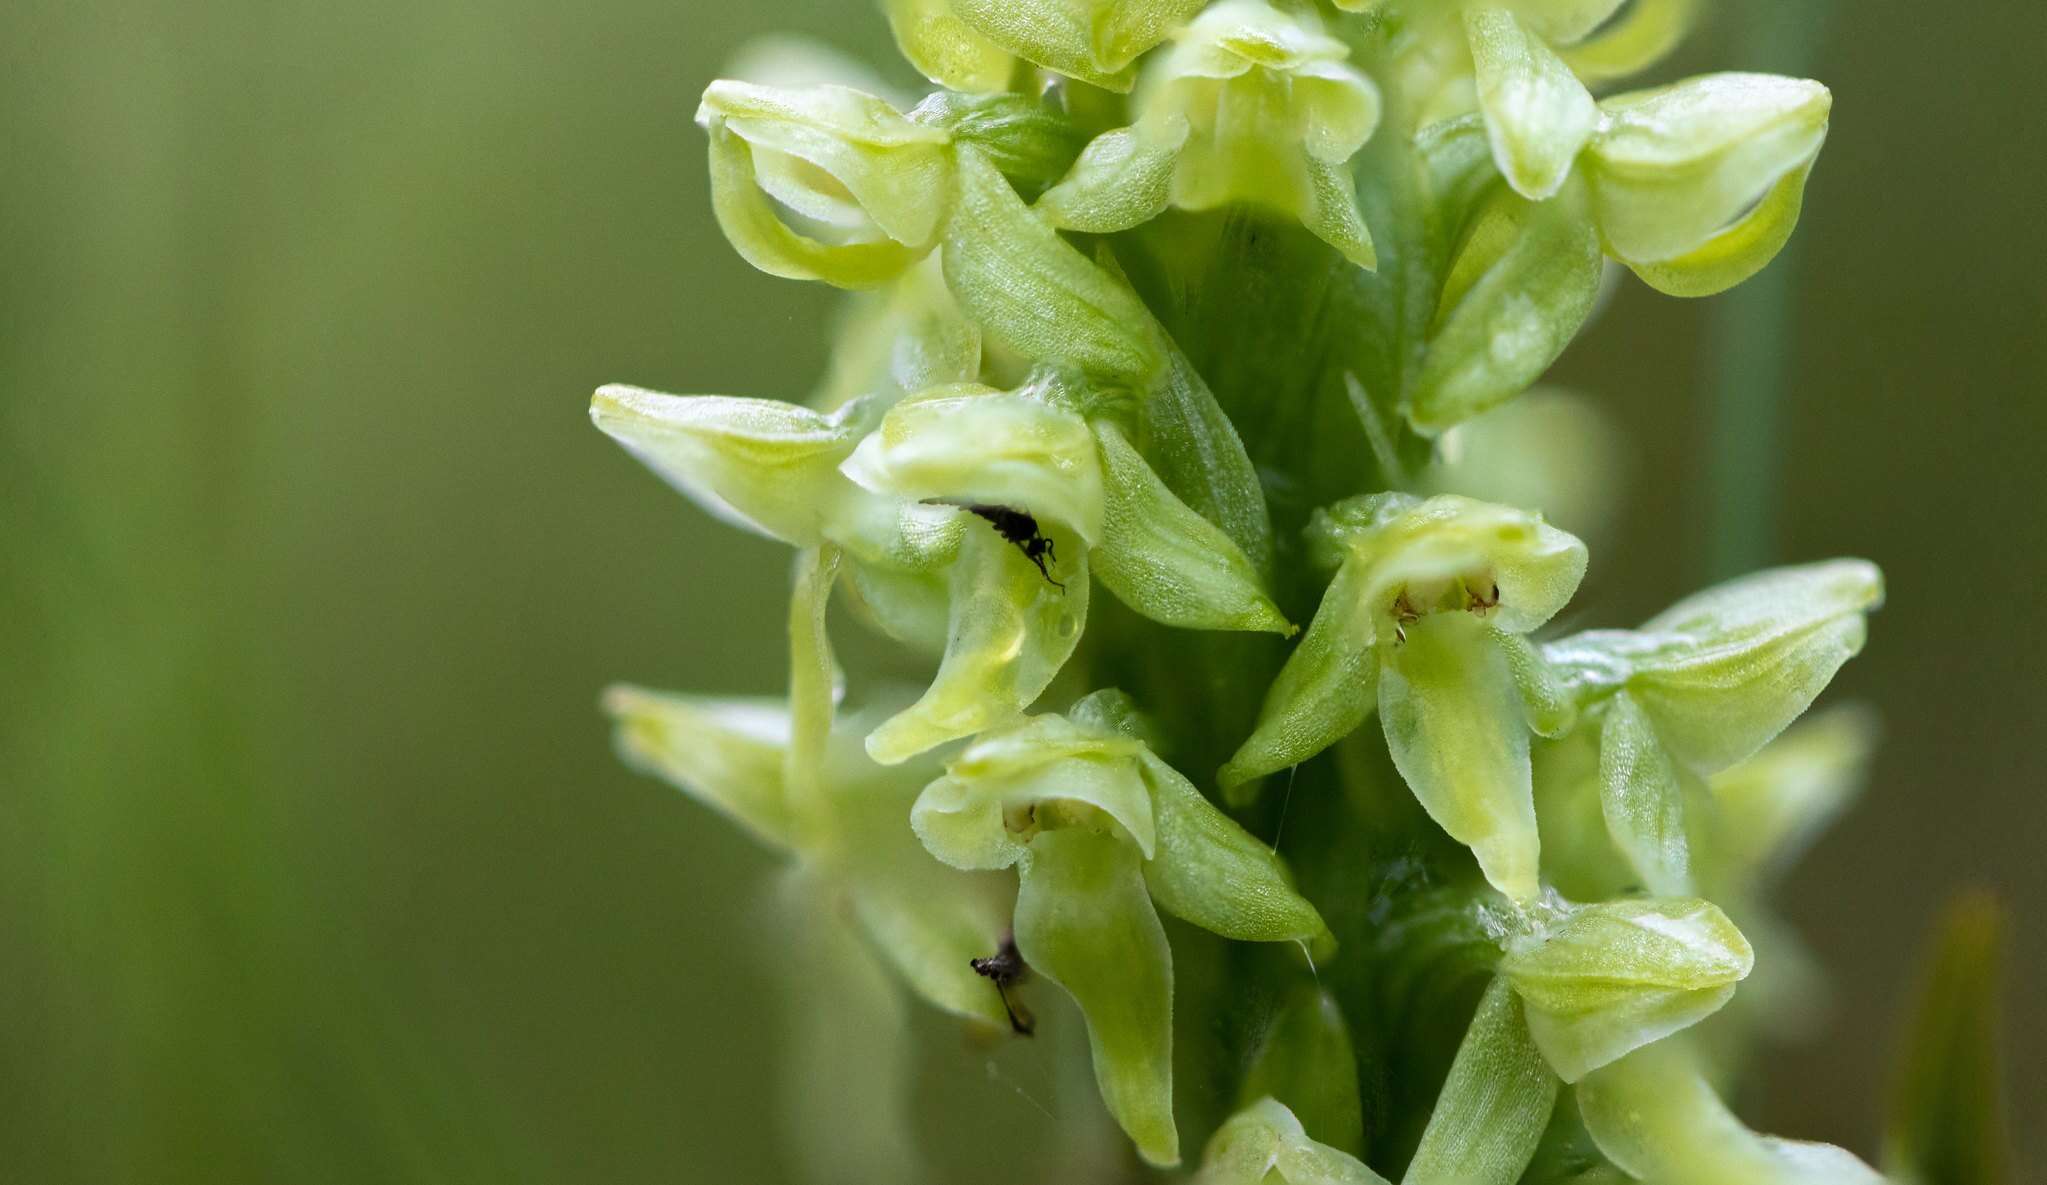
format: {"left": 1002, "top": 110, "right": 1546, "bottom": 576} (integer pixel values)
{"left": 1223, "top": 493, "right": 1587, "bottom": 901}
{"left": 1439, "top": 7, "right": 1832, "bottom": 299}
{"left": 912, "top": 695, "right": 1332, "bottom": 1166}
{"left": 844, "top": 376, "right": 1291, "bottom": 640}
{"left": 1037, "top": 0, "right": 1381, "bottom": 267}
{"left": 1586, "top": 72, "right": 1833, "bottom": 296}
{"left": 697, "top": 80, "right": 954, "bottom": 288}
{"left": 602, "top": 551, "right": 1013, "bottom": 1032}
{"left": 886, "top": 0, "right": 1204, "bottom": 92}
{"left": 1534, "top": 560, "right": 1884, "bottom": 897}
{"left": 590, "top": 386, "right": 1085, "bottom": 766}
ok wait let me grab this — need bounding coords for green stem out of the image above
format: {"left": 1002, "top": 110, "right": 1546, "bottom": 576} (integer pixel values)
{"left": 1701, "top": 0, "right": 1834, "bottom": 580}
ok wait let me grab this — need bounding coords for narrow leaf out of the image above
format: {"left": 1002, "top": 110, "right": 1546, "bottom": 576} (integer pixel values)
{"left": 1405, "top": 976, "right": 1561, "bottom": 1185}
{"left": 1093, "top": 420, "right": 1291, "bottom": 634}
{"left": 1886, "top": 892, "right": 2010, "bottom": 1185}
{"left": 1139, "top": 753, "right": 1332, "bottom": 952}
{"left": 1141, "top": 346, "right": 1276, "bottom": 573}
{"left": 944, "top": 146, "right": 1164, "bottom": 381}
{"left": 1408, "top": 192, "right": 1603, "bottom": 435}
{"left": 1465, "top": 7, "right": 1600, "bottom": 201}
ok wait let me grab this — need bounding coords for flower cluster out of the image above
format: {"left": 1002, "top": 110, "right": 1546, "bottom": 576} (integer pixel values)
{"left": 597, "top": 1, "right": 1887, "bottom": 1180}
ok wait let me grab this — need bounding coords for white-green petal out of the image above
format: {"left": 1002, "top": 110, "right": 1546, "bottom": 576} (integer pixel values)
{"left": 1559, "top": 0, "right": 1701, "bottom": 84}
{"left": 1015, "top": 826, "right": 1180, "bottom": 1166}
{"left": 1220, "top": 556, "right": 1380, "bottom": 790}
{"left": 841, "top": 383, "right": 1107, "bottom": 543}
{"left": 953, "top": 0, "right": 1204, "bottom": 91}
{"left": 841, "top": 549, "right": 955, "bottom": 654}
{"left": 705, "top": 125, "right": 925, "bottom": 289}
{"left": 1226, "top": 494, "right": 1587, "bottom": 793}
{"left": 1092, "top": 420, "right": 1291, "bottom": 635}
{"left": 700, "top": 82, "right": 951, "bottom": 244}
{"left": 1502, "top": 898, "right": 1752, "bottom": 1081}
{"left": 1586, "top": 73, "right": 1831, "bottom": 267}
{"left": 603, "top": 686, "right": 793, "bottom": 849}
{"left": 1598, "top": 691, "right": 1693, "bottom": 896}
{"left": 1464, "top": 8, "right": 1600, "bottom": 201}
{"left": 1578, "top": 1039, "right": 1884, "bottom": 1185}
{"left": 590, "top": 386, "right": 875, "bottom": 546}
{"left": 1503, "top": 0, "right": 1629, "bottom": 45}
{"left": 1496, "top": 631, "right": 1578, "bottom": 739}
{"left": 882, "top": 0, "right": 1012, "bottom": 92}
{"left": 1625, "top": 156, "right": 1819, "bottom": 298}
{"left": 1311, "top": 493, "right": 1590, "bottom": 638}
{"left": 866, "top": 520, "right": 1088, "bottom": 764}
{"left": 1139, "top": 753, "right": 1331, "bottom": 952}
{"left": 1408, "top": 192, "right": 1604, "bottom": 435}
{"left": 911, "top": 750, "right": 1157, "bottom": 871}
{"left": 947, "top": 710, "right": 1147, "bottom": 778}
{"left": 1404, "top": 976, "right": 1560, "bottom": 1185}
{"left": 1198, "top": 1097, "right": 1388, "bottom": 1185}
{"left": 1626, "top": 559, "right": 1883, "bottom": 773}
{"left": 1704, "top": 704, "right": 1876, "bottom": 894}
{"left": 1301, "top": 154, "right": 1378, "bottom": 268}
{"left": 1380, "top": 612, "right": 1542, "bottom": 901}
{"left": 1125, "top": 0, "right": 1379, "bottom": 265}
{"left": 697, "top": 81, "right": 953, "bottom": 289}
{"left": 943, "top": 146, "right": 1164, "bottom": 381}
{"left": 849, "top": 872, "right": 1012, "bottom": 1028}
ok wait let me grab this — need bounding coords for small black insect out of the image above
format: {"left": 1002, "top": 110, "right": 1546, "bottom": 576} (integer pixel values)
{"left": 970, "top": 933, "right": 1035, "bottom": 1036}
{"left": 928, "top": 501, "right": 1064, "bottom": 591}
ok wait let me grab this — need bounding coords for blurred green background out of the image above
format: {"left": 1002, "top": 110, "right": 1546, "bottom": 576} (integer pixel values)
{"left": 2, "top": 0, "right": 2039, "bottom": 1180}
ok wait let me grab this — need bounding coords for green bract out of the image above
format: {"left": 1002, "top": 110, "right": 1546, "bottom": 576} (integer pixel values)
{"left": 1405, "top": 975, "right": 1560, "bottom": 1185}
{"left": 1039, "top": 0, "right": 1381, "bottom": 266}
{"left": 600, "top": 3, "right": 1887, "bottom": 1180}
